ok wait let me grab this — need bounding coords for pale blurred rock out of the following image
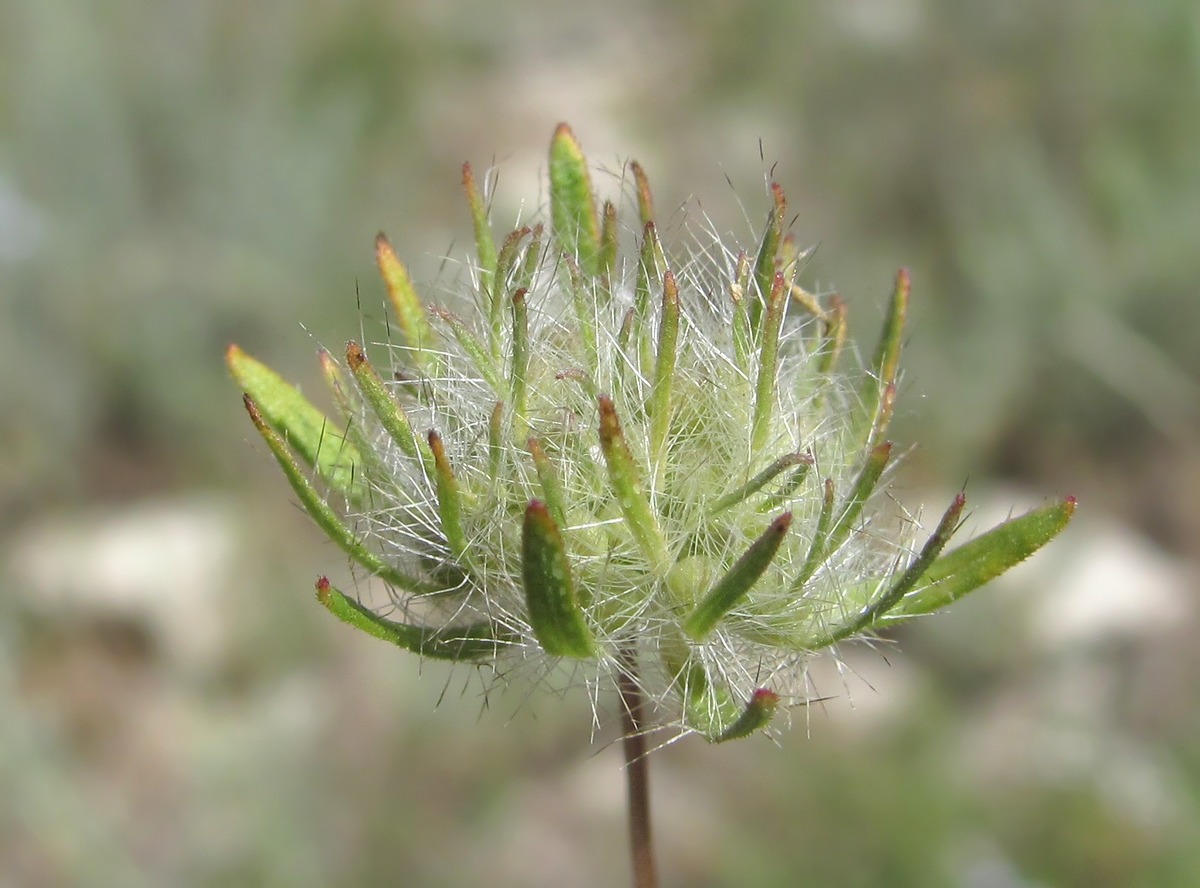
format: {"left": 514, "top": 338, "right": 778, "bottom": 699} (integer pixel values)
{"left": 7, "top": 495, "right": 241, "bottom": 675}
{"left": 1026, "top": 520, "right": 1194, "bottom": 648}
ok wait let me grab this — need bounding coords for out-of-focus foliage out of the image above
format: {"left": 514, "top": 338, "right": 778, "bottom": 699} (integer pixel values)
{"left": 3, "top": 0, "right": 1198, "bottom": 886}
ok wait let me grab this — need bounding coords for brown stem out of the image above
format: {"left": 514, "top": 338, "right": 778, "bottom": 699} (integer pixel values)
{"left": 618, "top": 645, "right": 658, "bottom": 888}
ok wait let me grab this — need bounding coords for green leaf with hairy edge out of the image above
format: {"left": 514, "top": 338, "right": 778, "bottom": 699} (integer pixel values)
{"left": 491, "top": 226, "right": 531, "bottom": 359}
{"left": 752, "top": 272, "right": 787, "bottom": 452}
{"left": 750, "top": 183, "right": 786, "bottom": 333}
{"left": 597, "top": 396, "right": 670, "bottom": 572}
{"left": 316, "top": 348, "right": 387, "bottom": 481}
{"left": 510, "top": 288, "right": 530, "bottom": 435}
{"left": 227, "top": 345, "right": 363, "bottom": 502}
{"left": 804, "top": 494, "right": 968, "bottom": 648}
{"left": 427, "top": 430, "right": 468, "bottom": 559}
{"left": 515, "top": 224, "right": 544, "bottom": 292}
{"left": 890, "top": 497, "right": 1077, "bottom": 618}
{"left": 710, "top": 452, "right": 812, "bottom": 515}
{"left": 599, "top": 199, "right": 618, "bottom": 285}
{"left": 649, "top": 270, "right": 679, "bottom": 469}
{"left": 684, "top": 513, "right": 793, "bottom": 640}
{"left": 791, "top": 443, "right": 891, "bottom": 595}
{"left": 712, "top": 689, "right": 781, "bottom": 743}
{"left": 316, "top": 578, "right": 504, "bottom": 661}
{"left": 462, "top": 162, "right": 498, "bottom": 307}
{"left": 242, "top": 395, "right": 436, "bottom": 595}
{"left": 522, "top": 500, "right": 596, "bottom": 658}
{"left": 375, "top": 233, "right": 439, "bottom": 372}
{"left": 487, "top": 401, "right": 504, "bottom": 486}
{"left": 634, "top": 222, "right": 665, "bottom": 372}
{"left": 658, "top": 633, "right": 778, "bottom": 740}
{"left": 827, "top": 442, "right": 892, "bottom": 558}
{"left": 429, "top": 306, "right": 505, "bottom": 396}
{"left": 549, "top": 123, "right": 600, "bottom": 275}
{"left": 856, "top": 269, "right": 908, "bottom": 447}
{"left": 528, "top": 438, "right": 568, "bottom": 529}
{"left": 630, "top": 160, "right": 655, "bottom": 228}
{"left": 345, "top": 341, "right": 428, "bottom": 468}
{"left": 792, "top": 478, "right": 836, "bottom": 591}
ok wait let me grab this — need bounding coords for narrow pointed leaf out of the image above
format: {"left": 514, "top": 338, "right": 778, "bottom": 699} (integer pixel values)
{"left": 510, "top": 288, "right": 529, "bottom": 433}
{"left": 660, "top": 642, "right": 738, "bottom": 736}
{"left": 710, "top": 452, "right": 812, "bottom": 515}
{"left": 227, "top": 345, "right": 363, "bottom": 501}
{"left": 684, "top": 513, "right": 793, "bottom": 640}
{"left": 858, "top": 269, "right": 908, "bottom": 445}
{"left": 752, "top": 271, "right": 788, "bottom": 451}
{"left": 599, "top": 199, "right": 618, "bottom": 284}
{"left": 429, "top": 306, "right": 504, "bottom": 395}
{"left": 712, "top": 689, "right": 780, "bottom": 743}
{"left": 813, "top": 494, "right": 968, "bottom": 646}
{"left": 522, "top": 500, "right": 596, "bottom": 658}
{"left": 428, "top": 430, "right": 468, "bottom": 559}
{"left": 549, "top": 123, "right": 600, "bottom": 274}
{"left": 515, "top": 224, "right": 544, "bottom": 292}
{"left": 649, "top": 270, "right": 680, "bottom": 467}
{"left": 793, "top": 478, "right": 836, "bottom": 592}
{"left": 375, "top": 233, "right": 438, "bottom": 368}
{"left": 462, "top": 161, "right": 498, "bottom": 304}
{"left": 345, "top": 341, "right": 425, "bottom": 465}
{"left": 892, "top": 497, "right": 1077, "bottom": 618}
{"left": 597, "top": 396, "right": 669, "bottom": 571}
{"left": 682, "top": 668, "right": 745, "bottom": 742}
{"left": 561, "top": 256, "right": 599, "bottom": 373}
{"left": 316, "top": 578, "right": 503, "bottom": 660}
{"left": 243, "top": 395, "right": 434, "bottom": 594}
{"left": 487, "top": 400, "right": 504, "bottom": 485}
{"left": 528, "top": 438, "right": 567, "bottom": 528}
{"left": 812, "top": 442, "right": 893, "bottom": 577}
{"left": 491, "top": 226, "right": 532, "bottom": 358}
{"left": 757, "top": 458, "right": 815, "bottom": 515}
{"left": 630, "top": 160, "right": 655, "bottom": 227}
{"left": 634, "top": 222, "right": 665, "bottom": 371}
{"left": 750, "top": 182, "right": 787, "bottom": 332}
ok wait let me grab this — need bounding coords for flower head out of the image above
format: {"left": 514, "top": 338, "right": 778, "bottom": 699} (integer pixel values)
{"left": 228, "top": 124, "right": 1073, "bottom": 742}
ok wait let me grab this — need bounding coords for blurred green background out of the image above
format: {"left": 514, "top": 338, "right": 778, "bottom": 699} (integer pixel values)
{"left": 3, "top": 1, "right": 1199, "bottom": 885}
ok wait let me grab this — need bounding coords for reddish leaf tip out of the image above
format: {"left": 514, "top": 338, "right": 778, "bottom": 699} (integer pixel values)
{"left": 751, "top": 688, "right": 780, "bottom": 706}
{"left": 345, "top": 340, "right": 366, "bottom": 369}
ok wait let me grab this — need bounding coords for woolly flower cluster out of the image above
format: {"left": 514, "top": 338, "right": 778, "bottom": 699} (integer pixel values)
{"left": 228, "top": 124, "right": 1073, "bottom": 742}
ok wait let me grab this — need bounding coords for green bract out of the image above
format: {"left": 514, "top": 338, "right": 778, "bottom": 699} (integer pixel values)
{"left": 228, "top": 124, "right": 1074, "bottom": 742}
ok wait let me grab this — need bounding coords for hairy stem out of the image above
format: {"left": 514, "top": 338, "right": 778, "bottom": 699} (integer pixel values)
{"left": 618, "top": 645, "right": 658, "bottom": 888}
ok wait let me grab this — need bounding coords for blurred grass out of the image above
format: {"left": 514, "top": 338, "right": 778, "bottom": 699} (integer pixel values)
{"left": 2, "top": 0, "right": 1199, "bottom": 885}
